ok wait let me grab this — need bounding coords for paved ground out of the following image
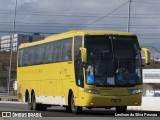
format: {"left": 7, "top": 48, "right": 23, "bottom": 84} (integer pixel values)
{"left": 0, "top": 102, "right": 159, "bottom": 118}
{"left": 1, "top": 96, "right": 160, "bottom": 111}
{"left": 128, "top": 97, "right": 160, "bottom": 111}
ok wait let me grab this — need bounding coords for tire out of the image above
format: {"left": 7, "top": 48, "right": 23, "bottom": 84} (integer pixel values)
{"left": 70, "top": 93, "right": 82, "bottom": 114}
{"left": 28, "top": 94, "right": 32, "bottom": 110}
{"left": 116, "top": 106, "right": 127, "bottom": 114}
{"left": 31, "top": 92, "right": 47, "bottom": 111}
{"left": 32, "top": 92, "right": 36, "bottom": 110}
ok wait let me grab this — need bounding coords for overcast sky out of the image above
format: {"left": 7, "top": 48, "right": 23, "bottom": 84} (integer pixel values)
{"left": 0, "top": 0, "right": 160, "bottom": 55}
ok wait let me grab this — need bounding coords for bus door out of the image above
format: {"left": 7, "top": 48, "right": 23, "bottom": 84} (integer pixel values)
{"left": 74, "top": 36, "right": 85, "bottom": 104}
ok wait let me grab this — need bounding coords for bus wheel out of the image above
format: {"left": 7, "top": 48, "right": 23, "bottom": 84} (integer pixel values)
{"left": 31, "top": 92, "right": 47, "bottom": 111}
{"left": 116, "top": 106, "right": 127, "bottom": 114}
{"left": 70, "top": 94, "right": 82, "bottom": 114}
{"left": 28, "top": 94, "right": 32, "bottom": 110}
{"left": 31, "top": 92, "right": 37, "bottom": 110}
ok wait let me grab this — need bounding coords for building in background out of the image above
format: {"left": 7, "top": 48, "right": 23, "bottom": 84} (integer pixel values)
{"left": 0, "top": 33, "right": 44, "bottom": 52}
{"left": 129, "top": 69, "right": 160, "bottom": 111}
{"left": 143, "top": 69, "right": 160, "bottom": 97}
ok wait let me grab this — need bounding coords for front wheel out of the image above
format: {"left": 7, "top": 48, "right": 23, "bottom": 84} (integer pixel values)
{"left": 116, "top": 106, "right": 127, "bottom": 114}
{"left": 70, "top": 93, "right": 82, "bottom": 114}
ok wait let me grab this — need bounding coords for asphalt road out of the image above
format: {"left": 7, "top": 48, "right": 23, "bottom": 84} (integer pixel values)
{"left": 0, "top": 102, "right": 159, "bottom": 120}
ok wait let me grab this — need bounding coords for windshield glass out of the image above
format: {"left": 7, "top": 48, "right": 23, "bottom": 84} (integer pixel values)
{"left": 85, "top": 35, "right": 141, "bottom": 87}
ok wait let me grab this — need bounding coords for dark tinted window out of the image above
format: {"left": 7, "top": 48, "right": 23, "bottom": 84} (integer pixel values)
{"left": 18, "top": 49, "right": 24, "bottom": 66}
{"left": 35, "top": 45, "right": 45, "bottom": 64}
{"left": 29, "top": 47, "right": 36, "bottom": 65}
{"left": 18, "top": 37, "right": 73, "bottom": 67}
{"left": 24, "top": 48, "right": 30, "bottom": 66}
{"left": 74, "top": 36, "right": 82, "bottom": 60}
{"left": 44, "top": 43, "right": 53, "bottom": 63}
{"left": 53, "top": 41, "right": 63, "bottom": 62}
{"left": 74, "top": 36, "right": 84, "bottom": 87}
{"left": 62, "top": 38, "right": 72, "bottom": 61}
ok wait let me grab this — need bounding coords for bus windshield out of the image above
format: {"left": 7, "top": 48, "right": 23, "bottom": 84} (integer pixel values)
{"left": 85, "top": 35, "right": 141, "bottom": 87}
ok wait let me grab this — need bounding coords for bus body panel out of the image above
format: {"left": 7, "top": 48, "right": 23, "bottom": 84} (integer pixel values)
{"left": 78, "top": 92, "right": 142, "bottom": 107}
{"left": 17, "top": 30, "right": 142, "bottom": 109}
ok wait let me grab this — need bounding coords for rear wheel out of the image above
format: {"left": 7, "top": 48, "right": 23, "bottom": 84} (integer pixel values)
{"left": 68, "top": 93, "right": 82, "bottom": 114}
{"left": 28, "top": 94, "right": 32, "bottom": 110}
{"left": 31, "top": 92, "right": 47, "bottom": 111}
{"left": 32, "top": 93, "right": 36, "bottom": 110}
{"left": 116, "top": 106, "right": 127, "bottom": 114}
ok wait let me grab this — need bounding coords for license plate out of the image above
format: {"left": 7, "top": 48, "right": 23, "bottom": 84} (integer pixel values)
{"left": 111, "top": 99, "right": 121, "bottom": 103}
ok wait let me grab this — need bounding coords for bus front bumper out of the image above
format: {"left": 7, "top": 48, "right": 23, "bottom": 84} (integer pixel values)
{"left": 78, "top": 93, "right": 142, "bottom": 107}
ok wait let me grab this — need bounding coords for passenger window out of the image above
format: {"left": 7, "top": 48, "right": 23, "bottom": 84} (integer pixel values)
{"left": 24, "top": 48, "right": 30, "bottom": 66}
{"left": 35, "top": 45, "right": 45, "bottom": 64}
{"left": 18, "top": 49, "right": 24, "bottom": 66}
{"left": 53, "top": 41, "right": 63, "bottom": 62}
{"left": 29, "top": 47, "right": 36, "bottom": 65}
{"left": 62, "top": 38, "right": 72, "bottom": 61}
{"left": 44, "top": 43, "right": 53, "bottom": 63}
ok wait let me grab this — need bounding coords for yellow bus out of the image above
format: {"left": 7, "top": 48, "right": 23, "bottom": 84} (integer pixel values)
{"left": 17, "top": 30, "right": 150, "bottom": 114}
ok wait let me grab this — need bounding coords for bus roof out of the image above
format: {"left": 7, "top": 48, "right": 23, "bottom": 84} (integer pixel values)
{"left": 19, "top": 30, "right": 136, "bottom": 49}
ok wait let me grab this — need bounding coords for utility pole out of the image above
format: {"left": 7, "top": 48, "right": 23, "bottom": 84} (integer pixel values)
{"left": 127, "top": 0, "right": 131, "bottom": 32}
{"left": 8, "top": 0, "right": 17, "bottom": 94}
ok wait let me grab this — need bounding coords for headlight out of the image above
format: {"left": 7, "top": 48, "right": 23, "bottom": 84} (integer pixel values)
{"left": 84, "top": 88, "right": 100, "bottom": 94}
{"left": 129, "top": 88, "right": 142, "bottom": 94}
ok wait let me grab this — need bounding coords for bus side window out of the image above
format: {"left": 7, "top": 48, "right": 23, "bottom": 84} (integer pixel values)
{"left": 34, "top": 46, "right": 39, "bottom": 64}
{"left": 52, "top": 42, "right": 56, "bottom": 62}
{"left": 48, "top": 43, "right": 54, "bottom": 63}
{"left": 53, "top": 41, "right": 63, "bottom": 62}
{"left": 24, "top": 48, "right": 30, "bottom": 66}
{"left": 18, "top": 49, "right": 24, "bottom": 66}
{"left": 44, "top": 43, "right": 53, "bottom": 63}
{"left": 54, "top": 41, "right": 58, "bottom": 62}
{"left": 35, "top": 45, "right": 45, "bottom": 64}
{"left": 29, "top": 46, "right": 36, "bottom": 65}
{"left": 62, "top": 38, "right": 72, "bottom": 61}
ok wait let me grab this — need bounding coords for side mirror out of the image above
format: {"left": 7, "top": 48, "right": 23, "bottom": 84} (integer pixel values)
{"left": 80, "top": 47, "right": 87, "bottom": 63}
{"left": 141, "top": 47, "right": 150, "bottom": 65}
